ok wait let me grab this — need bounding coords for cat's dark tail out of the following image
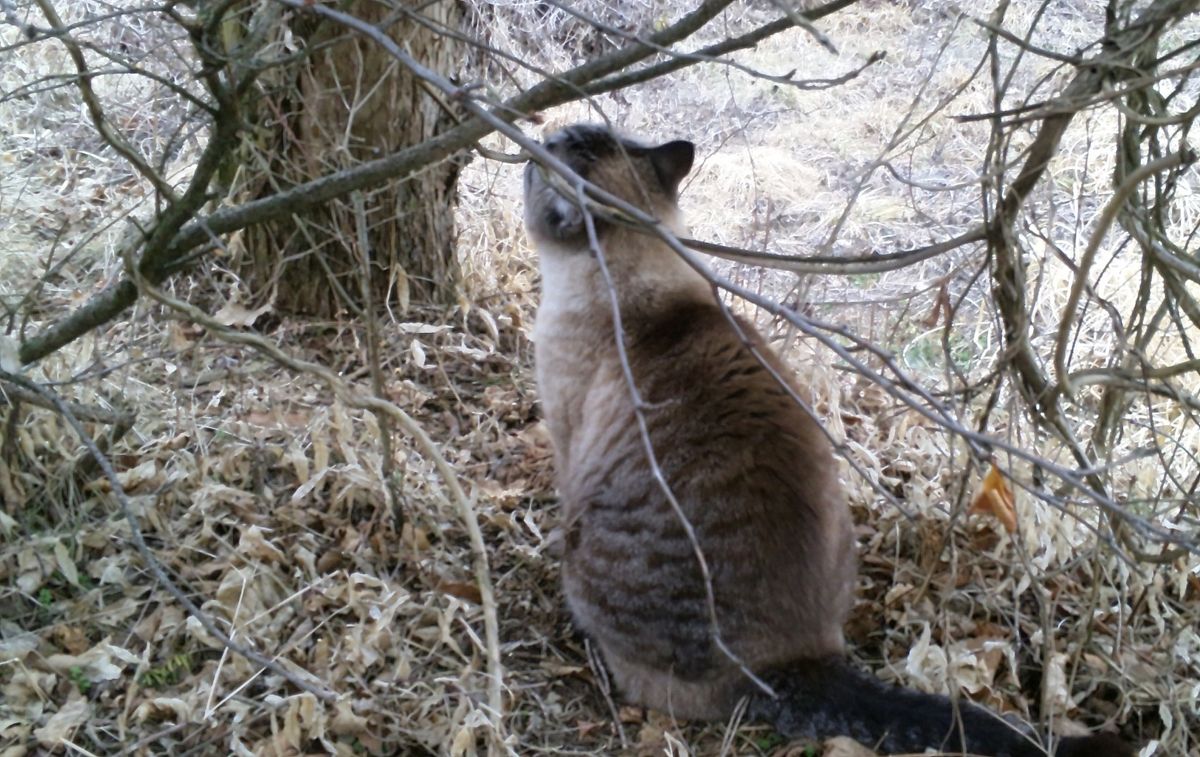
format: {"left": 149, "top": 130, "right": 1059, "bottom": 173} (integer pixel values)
{"left": 745, "top": 657, "right": 1134, "bottom": 757}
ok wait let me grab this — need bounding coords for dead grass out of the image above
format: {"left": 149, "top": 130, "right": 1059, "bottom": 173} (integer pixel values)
{"left": 2, "top": 1, "right": 1199, "bottom": 756}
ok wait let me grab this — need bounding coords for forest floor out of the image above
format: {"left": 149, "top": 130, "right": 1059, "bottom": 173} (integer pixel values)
{"left": 2, "top": 1, "right": 1198, "bottom": 756}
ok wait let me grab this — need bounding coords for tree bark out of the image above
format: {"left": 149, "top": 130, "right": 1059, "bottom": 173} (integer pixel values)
{"left": 234, "top": 1, "right": 465, "bottom": 316}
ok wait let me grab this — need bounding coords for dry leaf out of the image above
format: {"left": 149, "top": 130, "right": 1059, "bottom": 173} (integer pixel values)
{"left": 0, "top": 335, "right": 19, "bottom": 373}
{"left": 822, "top": 736, "right": 878, "bottom": 756}
{"left": 116, "top": 460, "right": 161, "bottom": 492}
{"left": 133, "top": 697, "right": 192, "bottom": 722}
{"left": 167, "top": 321, "right": 193, "bottom": 351}
{"left": 970, "top": 464, "right": 1018, "bottom": 533}
{"left": 50, "top": 625, "right": 89, "bottom": 655}
{"left": 45, "top": 640, "right": 139, "bottom": 682}
{"left": 330, "top": 699, "right": 369, "bottom": 736}
{"left": 435, "top": 579, "right": 482, "bottom": 605}
{"left": 409, "top": 338, "right": 427, "bottom": 368}
{"left": 922, "top": 278, "right": 951, "bottom": 327}
{"left": 213, "top": 301, "right": 272, "bottom": 328}
{"left": 52, "top": 541, "right": 79, "bottom": 587}
{"left": 34, "top": 697, "right": 90, "bottom": 747}
{"left": 575, "top": 720, "right": 604, "bottom": 738}
{"left": 0, "top": 627, "right": 38, "bottom": 660}
{"left": 238, "top": 526, "right": 285, "bottom": 563}
{"left": 540, "top": 661, "right": 585, "bottom": 677}
{"left": 448, "top": 724, "right": 475, "bottom": 757}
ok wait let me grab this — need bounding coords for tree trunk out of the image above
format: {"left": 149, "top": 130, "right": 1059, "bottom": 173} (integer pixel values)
{"left": 233, "top": 1, "right": 465, "bottom": 317}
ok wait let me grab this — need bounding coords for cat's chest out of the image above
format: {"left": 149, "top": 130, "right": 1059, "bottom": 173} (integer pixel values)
{"left": 533, "top": 310, "right": 610, "bottom": 466}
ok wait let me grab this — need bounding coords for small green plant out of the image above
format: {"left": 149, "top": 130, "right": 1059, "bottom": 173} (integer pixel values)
{"left": 67, "top": 666, "right": 91, "bottom": 693}
{"left": 138, "top": 652, "right": 194, "bottom": 689}
{"left": 753, "top": 732, "right": 789, "bottom": 752}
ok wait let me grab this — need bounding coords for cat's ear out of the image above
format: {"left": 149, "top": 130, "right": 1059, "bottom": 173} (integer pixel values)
{"left": 649, "top": 140, "right": 695, "bottom": 194}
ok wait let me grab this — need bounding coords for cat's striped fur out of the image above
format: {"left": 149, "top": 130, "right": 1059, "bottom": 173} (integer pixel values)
{"left": 523, "top": 123, "right": 1132, "bottom": 757}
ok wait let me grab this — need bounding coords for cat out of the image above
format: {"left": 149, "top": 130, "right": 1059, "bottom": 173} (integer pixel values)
{"left": 523, "top": 122, "right": 1133, "bottom": 757}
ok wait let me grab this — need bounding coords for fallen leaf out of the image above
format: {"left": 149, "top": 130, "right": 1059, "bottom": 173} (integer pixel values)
{"left": 34, "top": 697, "right": 90, "bottom": 747}
{"left": 330, "top": 699, "right": 369, "bottom": 736}
{"left": 133, "top": 697, "right": 192, "bottom": 722}
{"left": 238, "top": 525, "right": 285, "bottom": 563}
{"left": 922, "top": 277, "right": 951, "bottom": 327}
{"left": 213, "top": 301, "right": 272, "bottom": 328}
{"left": 970, "top": 464, "right": 1018, "bottom": 533}
{"left": 540, "top": 661, "right": 585, "bottom": 677}
{"left": 448, "top": 724, "right": 474, "bottom": 757}
{"left": 52, "top": 541, "right": 79, "bottom": 587}
{"left": 45, "top": 640, "right": 139, "bottom": 682}
{"left": 435, "top": 579, "right": 482, "bottom": 605}
{"left": 409, "top": 338, "right": 427, "bottom": 368}
{"left": 50, "top": 625, "right": 89, "bottom": 655}
{"left": 823, "top": 736, "right": 878, "bottom": 756}
{"left": 0, "top": 626, "right": 38, "bottom": 660}
{"left": 575, "top": 720, "right": 604, "bottom": 738}
{"left": 0, "top": 335, "right": 19, "bottom": 373}
{"left": 116, "top": 460, "right": 160, "bottom": 493}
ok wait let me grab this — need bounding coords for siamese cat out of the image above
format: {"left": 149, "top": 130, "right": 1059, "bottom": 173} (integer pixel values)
{"left": 523, "top": 123, "right": 1132, "bottom": 757}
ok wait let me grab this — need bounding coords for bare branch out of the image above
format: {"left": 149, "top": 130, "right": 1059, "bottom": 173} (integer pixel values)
{"left": 1054, "top": 147, "right": 1197, "bottom": 399}
{"left": 17, "top": 0, "right": 855, "bottom": 366}
{"left": 32, "top": 0, "right": 178, "bottom": 199}
{"left": 0, "top": 381, "right": 133, "bottom": 426}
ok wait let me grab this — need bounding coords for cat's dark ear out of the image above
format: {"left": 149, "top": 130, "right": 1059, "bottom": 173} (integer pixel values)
{"left": 649, "top": 140, "right": 695, "bottom": 194}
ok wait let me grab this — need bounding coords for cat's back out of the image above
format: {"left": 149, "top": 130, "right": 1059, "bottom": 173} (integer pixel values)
{"left": 562, "top": 296, "right": 856, "bottom": 680}
{"left": 626, "top": 299, "right": 840, "bottom": 495}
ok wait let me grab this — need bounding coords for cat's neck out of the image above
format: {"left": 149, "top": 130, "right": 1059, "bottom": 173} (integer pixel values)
{"left": 536, "top": 225, "right": 712, "bottom": 326}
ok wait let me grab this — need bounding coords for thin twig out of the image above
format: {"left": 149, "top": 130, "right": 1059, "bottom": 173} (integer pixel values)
{"left": 351, "top": 191, "right": 404, "bottom": 531}
{"left": 681, "top": 227, "right": 987, "bottom": 275}
{"left": 0, "top": 382, "right": 133, "bottom": 426}
{"left": 1054, "top": 147, "right": 1197, "bottom": 398}
{"left": 32, "top": 0, "right": 179, "bottom": 200}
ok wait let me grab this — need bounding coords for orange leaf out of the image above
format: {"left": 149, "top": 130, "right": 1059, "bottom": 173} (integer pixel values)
{"left": 970, "top": 464, "right": 1018, "bottom": 533}
{"left": 435, "top": 579, "right": 482, "bottom": 605}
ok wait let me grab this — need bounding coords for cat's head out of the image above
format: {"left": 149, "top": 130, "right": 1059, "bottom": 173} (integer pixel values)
{"left": 523, "top": 123, "right": 695, "bottom": 247}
